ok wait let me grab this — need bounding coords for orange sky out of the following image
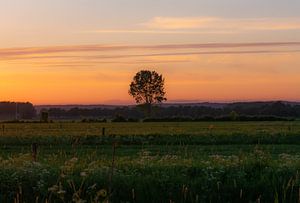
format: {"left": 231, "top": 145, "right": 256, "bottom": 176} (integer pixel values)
{"left": 1, "top": 1, "right": 300, "bottom": 104}
{"left": 1, "top": 43, "right": 300, "bottom": 104}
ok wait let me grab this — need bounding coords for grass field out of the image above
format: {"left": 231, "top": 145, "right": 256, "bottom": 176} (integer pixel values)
{"left": 1, "top": 121, "right": 300, "bottom": 202}
{"left": 1, "top": 121, "right": 299, "bottom": 137}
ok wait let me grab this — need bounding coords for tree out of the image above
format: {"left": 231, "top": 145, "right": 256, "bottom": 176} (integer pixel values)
{"left": 129, "top": 70, "right": 167, "bottom": 116}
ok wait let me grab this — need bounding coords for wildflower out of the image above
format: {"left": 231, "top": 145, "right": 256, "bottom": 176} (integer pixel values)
{"left": 80, "top": 172, "right": 87, "bottom": 177}
{"left": 97, "top": 189, "right": 107, "bottom": 197}
{"left": 48, "top": 185, "right": 59, "bottom": 192}
{"left": 60, "top": 172, "right": 66, "bottom": 178}
{"left": 57, "top": 190, "right": 66, "bottom": 195}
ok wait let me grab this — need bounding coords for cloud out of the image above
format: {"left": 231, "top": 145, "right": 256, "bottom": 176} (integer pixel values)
{"left": 42, "top": 60, "right": 190, "bottom": 67}
{"left": 1, "top": 41, "right": 300, "bottom": 60}
{"left": 143, "top": 17, "right": 219, "bottom": 29}
{"left": 86, "top": 17, "right": 300, "bottom": 35}
{"left": 2, "top": 49, "right": 300, "bottom": 67}
{"left": 86, "top": 29, "right": 233, "bottom": 34}
{"left": 143, "top": 16, "right": 300, "bottom": 31}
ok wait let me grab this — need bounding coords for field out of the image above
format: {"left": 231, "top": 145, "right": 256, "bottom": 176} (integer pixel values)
{"left": 1, "top": 121, "right": 300, "bottom": 202}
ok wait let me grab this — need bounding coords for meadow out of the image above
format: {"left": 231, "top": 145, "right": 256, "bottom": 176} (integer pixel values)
{"left": 1, "top": 121, "right": 300, "bottom": 202}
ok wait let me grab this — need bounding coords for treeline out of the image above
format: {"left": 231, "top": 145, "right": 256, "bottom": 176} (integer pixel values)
{"left": 0, "top": 102, "right": 36, "bottom": 120}
{"left": 44, "top": 101, "right": 300, "bottom": 121}
{"left": 1, "top": 101, "right": 299, "bottom": 121}
{"left": 143, "top": 116, "right": 294, "bottom": 122}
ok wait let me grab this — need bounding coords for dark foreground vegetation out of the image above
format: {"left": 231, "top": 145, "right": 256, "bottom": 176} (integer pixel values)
{"left": 1, "top": 146, "right": 300, "bottom": 203}
{"left": 0, "top": 122, "right": 300, "bottom": 202}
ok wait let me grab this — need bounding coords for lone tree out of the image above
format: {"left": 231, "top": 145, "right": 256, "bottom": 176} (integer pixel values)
{"left": 129, "top": 70, "right": 167, "bottom": 116}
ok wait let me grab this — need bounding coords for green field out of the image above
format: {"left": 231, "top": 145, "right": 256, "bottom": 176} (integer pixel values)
{"left": 1, "top": 121, "right": 299, "bottom": 137}
{"left": 1, "top": 121, "right": 300, "bottom": 202}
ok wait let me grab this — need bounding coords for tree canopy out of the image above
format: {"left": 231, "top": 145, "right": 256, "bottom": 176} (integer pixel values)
{"left": 129, "top": 70, "right": 167, "bottom": 115}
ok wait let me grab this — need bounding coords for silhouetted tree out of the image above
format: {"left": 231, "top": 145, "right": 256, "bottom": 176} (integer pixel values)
{"left": 0, "top": 102, "right": 36, "bottom": 120}
{"left": 129, "top": 70, "right": 167, "bottom": 116}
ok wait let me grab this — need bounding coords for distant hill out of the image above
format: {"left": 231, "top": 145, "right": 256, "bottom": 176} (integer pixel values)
{"left": 35, "top": 101, "right": 300, "bottom": 112}
{"left": 34, "top": 102, "right": 228, "bottom": 112}
{"left": 157, "top": 102, "right": 228, "bottom": 108}
{"left": 35, "top": 104, "right": 126, "bottom": 113}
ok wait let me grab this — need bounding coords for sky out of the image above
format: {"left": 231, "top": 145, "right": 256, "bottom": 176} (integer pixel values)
{"left": 0, "top": 0, "right": 300, "bottom": 104}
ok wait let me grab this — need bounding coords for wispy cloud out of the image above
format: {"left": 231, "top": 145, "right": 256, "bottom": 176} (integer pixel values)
{"left": 143, "top": 17, "right": 218, "bottom": 29}
{"left": 143, "top": 16, "right": 300, "bottom": 31}
{"left": 23, "top": 49, "right": 300, "bottom": 60}
{"left": 1, "top": 41, "right": 300, "bottom": 60}
{"left": 27, "top": 59, "right": 191, "bottom": 68}
{"left": 86, "top": 29, "right": 233, "bottom": 34}
{"left": 88, "top": 17, "right": 300, "bottom": 34}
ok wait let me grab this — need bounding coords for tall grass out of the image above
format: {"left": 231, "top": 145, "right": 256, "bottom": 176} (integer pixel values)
{"left": 0, "top": 148, "right": 300, "bottom": 202}
{"left": 0, "top": 122, "right": 300, "bottom": 202}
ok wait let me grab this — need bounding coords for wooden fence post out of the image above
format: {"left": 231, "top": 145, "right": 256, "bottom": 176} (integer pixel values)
{"left": 108, "top": 138, "right": 117, "bottom": 202}
{"left": 32, "top": 143, "right": 38, "bottom": 162}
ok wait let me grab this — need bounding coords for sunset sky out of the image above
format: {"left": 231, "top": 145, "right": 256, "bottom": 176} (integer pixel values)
{"left": 1, "top": 0, "right": 300, "bottom": 104}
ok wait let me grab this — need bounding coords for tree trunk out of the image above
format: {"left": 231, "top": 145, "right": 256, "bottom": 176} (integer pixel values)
{"left": 146, "top": 103, "right": 152, "bottom": 117}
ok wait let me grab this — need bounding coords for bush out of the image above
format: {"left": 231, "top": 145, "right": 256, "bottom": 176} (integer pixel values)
{"left": 111, "top": 115, "right": 127, "bottom": 122}
{"left": 81, "top": 118, "right": 107, "bottom": 123}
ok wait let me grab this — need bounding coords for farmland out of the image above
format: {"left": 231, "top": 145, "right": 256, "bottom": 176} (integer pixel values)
{"left": 1, "top": 121, "right": 300, "bottom": 202}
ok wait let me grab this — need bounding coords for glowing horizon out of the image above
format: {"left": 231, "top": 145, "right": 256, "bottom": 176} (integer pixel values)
{"left": 1, "top": 0, "right": 300, "bottom": 105}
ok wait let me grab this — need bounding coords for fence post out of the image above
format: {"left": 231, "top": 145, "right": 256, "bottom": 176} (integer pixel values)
{"left": 102, "top": 127, "right": 106, "bottom": 136}
{"left": 32, "top": 143, "right": 38, "bottom": 162}
{"left": 108, "top": 138, "right": 117, "bottom": 202}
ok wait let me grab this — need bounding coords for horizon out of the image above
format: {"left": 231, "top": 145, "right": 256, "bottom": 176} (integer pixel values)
{"left": 6, "top": 99, "right": 300, "bottom": 106}
{"left": 1, "top": 0, "right": 300, "bottom": 104}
